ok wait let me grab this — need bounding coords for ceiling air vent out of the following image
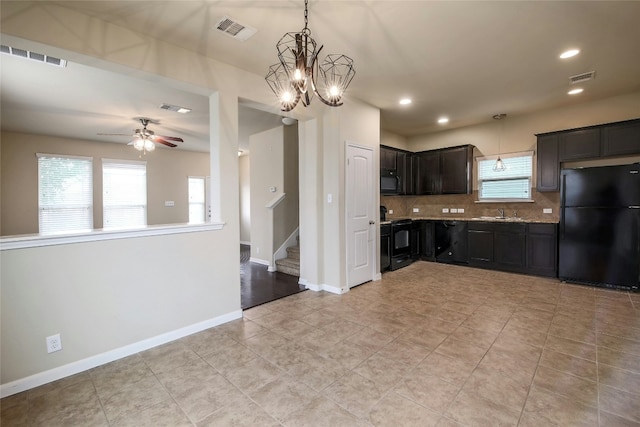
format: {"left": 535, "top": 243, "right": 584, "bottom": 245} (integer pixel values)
{"left": 159, "top": 103, "right": 192, "bottom": 114}
{"left": 569, "top": 71, "right": 595, "bottom": 85}
{"left": 0, "top": 44, "right": 67, "bottom": 67}
{"left": 214, "top": 16, "right": 257, "bottom": 41}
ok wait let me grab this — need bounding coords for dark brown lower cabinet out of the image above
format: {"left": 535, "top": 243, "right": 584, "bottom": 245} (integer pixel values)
{"left": 494, "top": 224, "right": 527, "bottom": 272}
{"left": 526, "top": 223, "right": 557, "bottom": 277}
{"left": 468, "top": 223, "right": 494, "bottom": 266}
{"left": 467, "top": 221, "right": 557, "bottom": 277}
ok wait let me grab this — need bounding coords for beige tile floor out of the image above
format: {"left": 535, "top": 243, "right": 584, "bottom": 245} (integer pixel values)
{"left": 2, "top": 261, "right": 640, "bottom": 426}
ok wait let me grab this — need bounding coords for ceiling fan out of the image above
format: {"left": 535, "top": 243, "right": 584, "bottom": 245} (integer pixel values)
{"left": 98, "top": 118, "right": 184, "bottom": 152}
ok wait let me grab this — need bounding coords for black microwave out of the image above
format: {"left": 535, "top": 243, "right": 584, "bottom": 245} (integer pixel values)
{"left": 381, "top": 169, "right": 400, "bottom": 194}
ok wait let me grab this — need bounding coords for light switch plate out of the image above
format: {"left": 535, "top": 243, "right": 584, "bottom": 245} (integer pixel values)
{"left": 442, "top": 208, "right": 449, "bottom": 213}
{"left": 413, "top": 208, "right": 419, "bottom": 213}
{"left": 164, "top": 201, "right": 175, "bottom": 207}
{"left": 543, "top": 208, "right": 552, "bottom": 214}
{"left": 388, "top": 209, "right": 393, "bottom": 214}
{"left": 450, "top": 208, "right": 458, "bottom": 213}
{"left": 459, "top": 208, "right": 465, "bottom": 213}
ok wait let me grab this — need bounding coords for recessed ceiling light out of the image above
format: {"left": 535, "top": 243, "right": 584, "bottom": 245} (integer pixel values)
{"left": 560, "top": 49, "right": 580, "bottom": 59}
{"left": 568, "top": 88, "right": 584, "bottom": 95}
{"left": 399, "top": 98, "right": 412, "bottom": 105}
{"left": 437, "top": 117, "right": 449, "bottom": 124}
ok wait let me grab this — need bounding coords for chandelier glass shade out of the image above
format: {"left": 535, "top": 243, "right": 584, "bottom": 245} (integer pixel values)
{"left": 265, "top": 0, "right": 355, "bottom": 112}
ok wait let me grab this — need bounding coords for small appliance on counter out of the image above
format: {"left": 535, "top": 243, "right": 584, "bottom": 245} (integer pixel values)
{"left": 380, "top": 206, "right": 388, "bottom": 222}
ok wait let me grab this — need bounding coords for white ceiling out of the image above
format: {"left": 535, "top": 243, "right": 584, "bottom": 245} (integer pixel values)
{"left": 2, "top": 1, "right": 640, "bottom": 152}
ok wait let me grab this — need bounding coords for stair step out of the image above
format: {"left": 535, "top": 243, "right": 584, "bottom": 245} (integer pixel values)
{"left": 286, "top": 245, "right": 300, "bottom": 260}
{"left": 275, "top": 257, "right": 300, "bottom": 276}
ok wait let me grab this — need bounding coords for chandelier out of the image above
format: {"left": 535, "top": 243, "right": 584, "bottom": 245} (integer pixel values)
{"left": 265, "top": 0, "right": 356, "bottom": 112}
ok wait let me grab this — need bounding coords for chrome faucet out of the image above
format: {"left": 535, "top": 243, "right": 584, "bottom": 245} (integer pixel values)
{"left": 497, "top": 208, "right": 505, "bottom": 218}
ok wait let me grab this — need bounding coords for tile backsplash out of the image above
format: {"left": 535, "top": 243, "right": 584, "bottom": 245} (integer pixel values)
{"left": 381, "top": 190, "right": 560, "bottom": 222}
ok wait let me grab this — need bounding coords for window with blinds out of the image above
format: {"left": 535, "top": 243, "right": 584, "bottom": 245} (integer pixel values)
{"left": 102, "top": 159, "right": 147, "bottom": 229}
{"left": 188, "top": 176, "right": 206, "bottom": 224}
{"left": 38, "top": 154, "right": 93, "bottom": 235}
{"left": 477, "top": 151, "right": 534, "bottom": 201}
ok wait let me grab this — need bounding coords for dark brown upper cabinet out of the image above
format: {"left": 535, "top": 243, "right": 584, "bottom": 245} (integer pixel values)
{"left": 380, "top": 146, "right": 397, "bottom": 170}
{"left": 558, "top": 128, "right": 601, "bottom": 161}
{"left": 602, "top": 120, "right": 640, "bottom": 157}
{"left": 414, "top": 145, "right": 473, "bottom": 195}
{"left": 536, "top": 118, "right": 640, "bottom": 193}
{"left": 536, "top": 134, "right": 560, "bottom": 192}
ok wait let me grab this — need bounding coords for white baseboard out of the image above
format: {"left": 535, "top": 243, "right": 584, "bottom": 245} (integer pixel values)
{"left": 374, "top": 272, "right": 382, "bottom": 281}
{"left": 298, "top": 278, "right": 348, "bottom": 295}
{"left": 0, "top": 310, "right": 242, "bottom": 398}
{"left": 249, "top": 257, "right": 270, "bottom": 266}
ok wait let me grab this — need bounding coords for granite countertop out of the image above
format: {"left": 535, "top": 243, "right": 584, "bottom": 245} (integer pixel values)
{"left": 381, "top": 216, "right": 558, "bottom": 224}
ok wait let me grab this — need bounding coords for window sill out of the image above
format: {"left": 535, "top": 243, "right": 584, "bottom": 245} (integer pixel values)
{"left": 475, "top": 199, "right": 535, "bottom": 203}
{"left": 0, "top": 222, "right": 225, "bottom": 251}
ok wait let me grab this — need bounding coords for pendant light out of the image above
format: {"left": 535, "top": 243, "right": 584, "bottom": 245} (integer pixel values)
{"left": 265, "top": 0, "right": 356, "bottom": 112}
{"left": 493, "top": 113, "right": 507, "bottom": 172}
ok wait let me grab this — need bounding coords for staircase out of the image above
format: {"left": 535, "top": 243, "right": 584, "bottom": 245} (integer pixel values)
{"left": 275, "top": 245, "right": 300, "bottom": 277}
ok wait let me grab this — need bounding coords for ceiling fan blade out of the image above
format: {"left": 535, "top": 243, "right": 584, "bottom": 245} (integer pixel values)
{"left": 154, "top": 137, "right": 178, "bottom": 148}
{"left": 156, "top": 135, "right": 184, "bottom": 142}
{"left": 97, "top": 133, "right": 133, "bottom": 136}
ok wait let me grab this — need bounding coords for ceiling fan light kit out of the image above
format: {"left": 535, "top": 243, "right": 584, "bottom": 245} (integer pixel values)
{"left": 265, "top": 0, "right": 355, "bottom": 112}
{"left": 98, "top": 118, "right": 183, "bottom": 154}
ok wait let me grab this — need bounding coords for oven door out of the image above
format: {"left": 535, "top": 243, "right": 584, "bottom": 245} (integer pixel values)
{"left": 390, "top": 220, "right": 413, "bottom": 270}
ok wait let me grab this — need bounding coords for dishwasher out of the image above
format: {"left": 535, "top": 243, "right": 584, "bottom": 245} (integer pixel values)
{"left": 435, "top": 221, "right": 469, "bottom": 264}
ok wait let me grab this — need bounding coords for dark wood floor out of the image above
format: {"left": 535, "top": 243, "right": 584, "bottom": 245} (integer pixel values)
{"left": 240, "top": 244, "right": 306, "bottom": 309}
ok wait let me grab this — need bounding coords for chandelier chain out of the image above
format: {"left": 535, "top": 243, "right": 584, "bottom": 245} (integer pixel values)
{"left": 303, "top": 0, "right": 309, "bottom": 30}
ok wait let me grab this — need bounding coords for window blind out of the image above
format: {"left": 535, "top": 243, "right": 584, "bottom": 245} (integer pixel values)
{"left": 102, "top": 159, "right": 147, "bottom": 229}
{"left": 477, "top": 152, "right": 533, "bottom": 200}
{"left": 188, "top": 176, "right": 206, "bottom": 224}
{"left": 38, "top": 154, "right": 93, "bottom": 235}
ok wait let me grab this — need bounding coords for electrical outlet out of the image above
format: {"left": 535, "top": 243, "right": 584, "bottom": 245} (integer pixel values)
{"left": 442, "top": 208, "right": 449, "bottom": 213}
{"left": 543, "top": 208, "right": 553, "bottom": 214}
{"left": 450, "top": 208, "right": 458, "bottom": 213}
{"left": 459, "top": 208, "right": 465, "bottom": 213}
{"left": 388, "top": 209, "right": 393, "bottom": 214}
{"left": 413, "top": 208, "right": 419, "bottom": 213}
{"left": 164, "top": 201, "right": 175, "bottom": 207}
{"left": 46, "top": 334, "right": 62, "bottom": 353}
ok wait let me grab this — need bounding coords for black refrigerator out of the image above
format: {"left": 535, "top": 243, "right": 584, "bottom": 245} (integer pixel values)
{"left": 559, "top": 164, "right": 640, "bottom": 291}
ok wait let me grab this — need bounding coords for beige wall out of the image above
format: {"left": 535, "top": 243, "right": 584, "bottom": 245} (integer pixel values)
{"left": 381, "top": 129, "right": 409, "bottom": 151}
{"left": 238, "top": 154, "right": 251, "bottom": 244}
{"left": 1, "top": 230, "right": 237, "bottom": 385}
{"left": 276, "top": 124, "right": 300, "bottom": 248}
{"left": 249, "top": 126, "right": 284, "bottom": 262}
{"left": 0, "top": 3, "right": 275, "bottom": 394}
{"left": 407, "top": 90, "right": 640, "bottom": 186}
{"left": 1, "top": 131, "right": 209, "bottom": 236}
{"left": 313, "top": 99, "right": 380, "bottom": 291}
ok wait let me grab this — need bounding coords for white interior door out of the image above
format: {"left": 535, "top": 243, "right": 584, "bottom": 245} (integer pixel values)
{"left": 346, "top": 144, "right": 375, "bottom": 288}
